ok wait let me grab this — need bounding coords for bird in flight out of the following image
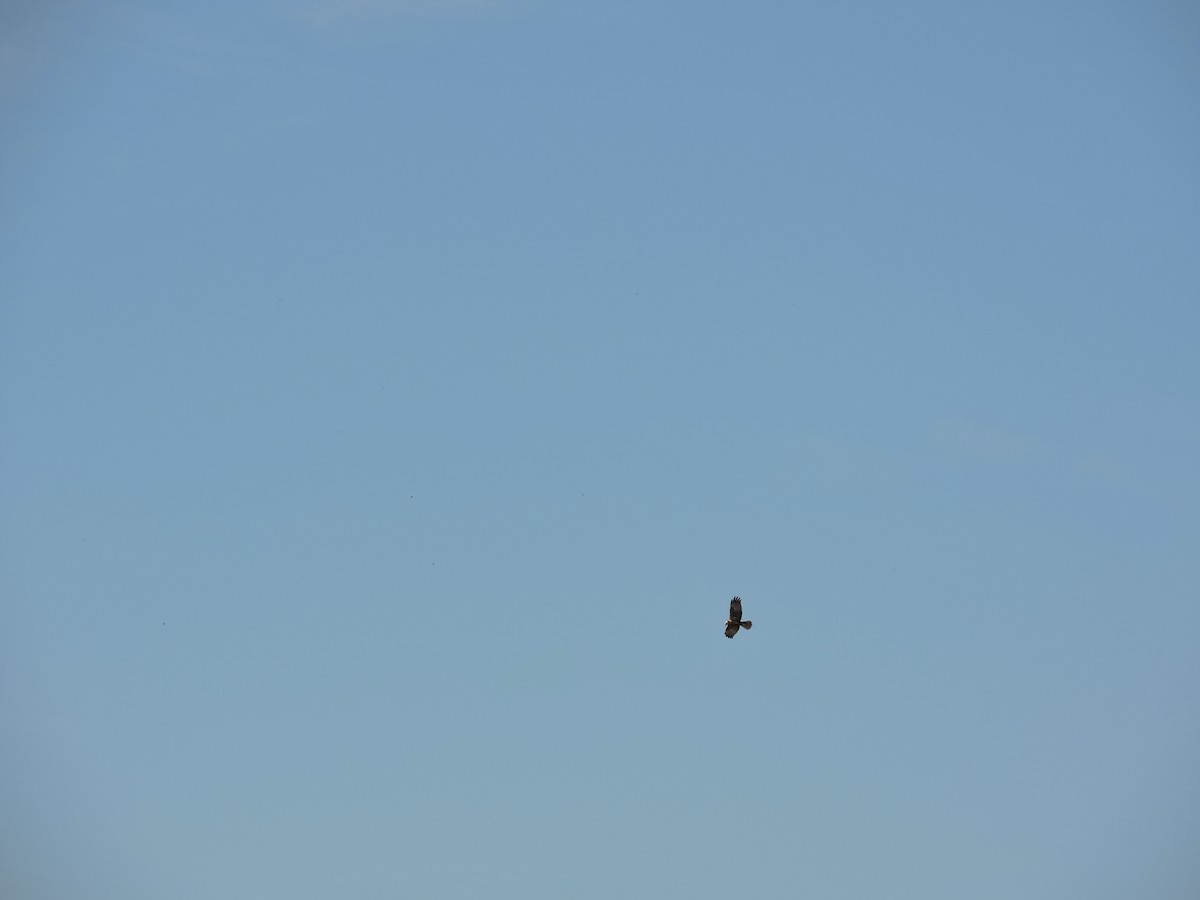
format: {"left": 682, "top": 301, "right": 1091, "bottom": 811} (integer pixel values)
{"left": 724, "top": 596, "right": 753, "bottom": 638}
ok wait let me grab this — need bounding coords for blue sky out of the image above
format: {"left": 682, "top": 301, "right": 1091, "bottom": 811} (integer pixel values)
{"left": 3, "top": 2, "right": 1198, "bottom": 897}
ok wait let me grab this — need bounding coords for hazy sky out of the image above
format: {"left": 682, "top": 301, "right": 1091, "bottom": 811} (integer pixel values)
{"left": 3, "top": 2, "right": 1198, "bottom": 898}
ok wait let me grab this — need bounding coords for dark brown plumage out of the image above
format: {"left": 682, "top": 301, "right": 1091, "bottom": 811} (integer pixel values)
{"left": 724, "top": 596, "right": 753, "bottom": 638}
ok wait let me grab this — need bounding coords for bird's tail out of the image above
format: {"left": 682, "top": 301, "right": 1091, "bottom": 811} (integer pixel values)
{"left": 741, "top": 620, "right": 752, "bottom": 631}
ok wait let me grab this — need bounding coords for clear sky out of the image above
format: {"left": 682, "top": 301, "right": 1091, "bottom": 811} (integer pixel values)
{"left": 3, "top": 2, "right": 1198, "bottom": 898}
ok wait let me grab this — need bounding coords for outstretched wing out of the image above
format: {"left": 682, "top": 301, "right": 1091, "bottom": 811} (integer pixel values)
{"left": 728, "top": 596, "right": 743, "bottom": 624}
{"left": 725, "top": 620, "right": 740, "bottom": 638}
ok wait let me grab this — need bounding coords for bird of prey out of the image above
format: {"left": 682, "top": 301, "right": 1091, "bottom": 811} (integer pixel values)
{"left": 724, "top": 596, "right": 753, "bottom": 638}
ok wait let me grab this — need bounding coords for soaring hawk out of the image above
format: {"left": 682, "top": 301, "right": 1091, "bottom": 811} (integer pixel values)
{"left": 724, "top": 596, "right": 753, "bottom": 638}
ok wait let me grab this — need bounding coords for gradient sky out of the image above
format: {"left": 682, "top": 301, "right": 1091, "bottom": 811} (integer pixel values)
{"left": 3, "top": 2, "right": 1199, "bottom": 898}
